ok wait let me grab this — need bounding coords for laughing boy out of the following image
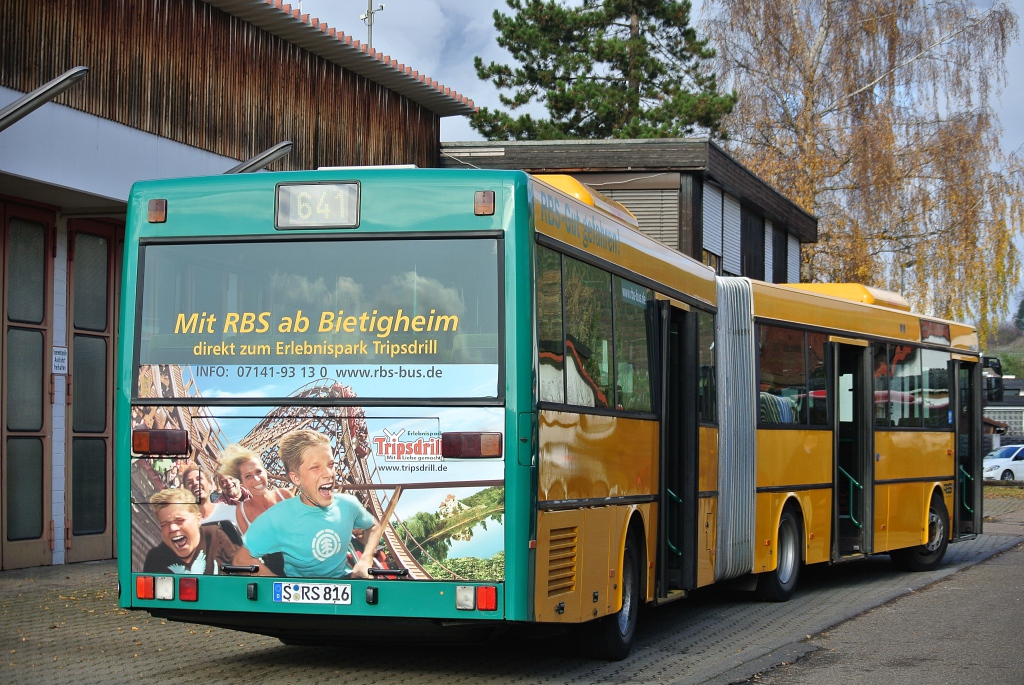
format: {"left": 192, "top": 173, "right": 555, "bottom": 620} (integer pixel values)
{"left": 244, "top": 429, "right": 384, "bottom": 578}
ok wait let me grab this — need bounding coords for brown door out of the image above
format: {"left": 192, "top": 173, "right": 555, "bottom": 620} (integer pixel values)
{"left": 1, "top": 201, "right": 53, "bottom": 569}
{"left": 65, "top": 220, "right": 120, "bottom": 562}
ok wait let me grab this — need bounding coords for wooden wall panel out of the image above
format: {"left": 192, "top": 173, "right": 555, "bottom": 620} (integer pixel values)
{"left": 1, "top": 0, "right": 440, "bottom": 169}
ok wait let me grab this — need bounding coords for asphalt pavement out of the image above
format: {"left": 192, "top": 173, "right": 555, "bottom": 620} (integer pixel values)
{"left": 742, "top": 493, "right": 1024, "bottom": 685}
{"left": 1, "top": 491, "right": 1022, "bottom": 685}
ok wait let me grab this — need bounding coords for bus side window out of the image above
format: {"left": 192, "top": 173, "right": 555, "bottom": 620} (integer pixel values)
{"left": 758, "top": 324, "right": 806, "bottom": 424}
{"left": 536, "top": 246, "right": 564, "bottom": 404}
{"left": 613, "top": 277, "right": 652, "bottom": 412}
{"left": 563, "top": 256, "right": 613, "bottom": 408}
{"left": 921, "top": 349, "right": 951, "bottom": 428}
{"left": 889, "top": 345, "right": 922, "bottom": 428}
{"left": 807, "top": 332, "right": 828, "bottom": 425}
{"left": 874, "top": 344, "right": 891, "bottom": 426}
{"left": 698, "top": 310, "right": 717, "bottom": 423}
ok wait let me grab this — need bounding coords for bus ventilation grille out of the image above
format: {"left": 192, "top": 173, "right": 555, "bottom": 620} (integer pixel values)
{"left": 547, "top": 526, "right": 579, "bottom": 597}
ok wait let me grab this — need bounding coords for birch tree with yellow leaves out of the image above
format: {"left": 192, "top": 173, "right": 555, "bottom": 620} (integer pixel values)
{"left": 704, "top": 0, "right": 1024, "bottom": 337}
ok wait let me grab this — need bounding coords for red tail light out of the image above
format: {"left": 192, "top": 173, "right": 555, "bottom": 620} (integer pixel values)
{"left": 178, "top": 577, "right": 199, "bottom": 602}
{"left": 136, "top": 575, "right": 155, "bottom": 600}
{"left": 441, "top": 432, "right": 502, "bottom": 458}
{"left": 476, "top": 585, "right": 497, "bottom": 611}
{"left": 132, "top": 429, "right": 189, "bottom": 455}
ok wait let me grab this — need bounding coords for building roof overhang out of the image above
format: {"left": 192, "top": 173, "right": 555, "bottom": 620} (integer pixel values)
{"left": 440, "top": 138, "right": 818, "bottom": 242}
{"left": 203, "top": 0, "right": 476, "bottom": 117}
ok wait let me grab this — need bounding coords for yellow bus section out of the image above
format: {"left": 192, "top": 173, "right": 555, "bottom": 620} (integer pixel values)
{"left": 534, "top": 503, "right": 656, "bottom": 623}
{"left": 530, "top": 175, "right": 717, "bottom": 306}
{"left": 875, "top": 481, "right": 953, "bottom": 552}
{"left": 755, "top": 488, "right": 833, "bottom": 573}
{"left": 756, "top": 430, "right": 832, "bottom": 488}
{"left": 535, "top": 410, "right": 659, "bottom": 623}
{"left": 755, "top": 281, "right": 980, "bottom": 353}
{"left": 873, "top": 431, "right": 955, "bottom": 552}
{"left": 753, "top": 430, "right": 833, "bottom": 569}
{"left": 697, "top": 426, "right": 719, "bottom": 588}
{"left": 874, "top": 431, "right": 955, "bottom": 482}
{"left": 698, "top": 426, "right": 719, "bottom": 494}
{"left": 537, "top": 411, "right": 659, "bottom": 502}
{"left": 783, "top": 283, "right": 912, "bottom": 311}
{"left": 754, "top": 282, "right": 920, "bottom": 341}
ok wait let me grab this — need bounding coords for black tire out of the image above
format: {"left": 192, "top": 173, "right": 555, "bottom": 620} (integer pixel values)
{"left": 1001, "top": 470, "right": 1014, "bottom": 481}
{"left": 586, "top": 530, "right": 641, "bottom": 661}
{"left": 756, "top": 507, "right": 801, "bottom": 602}
{"left": 890, "top": 494, "right": 949, "bottom": 572}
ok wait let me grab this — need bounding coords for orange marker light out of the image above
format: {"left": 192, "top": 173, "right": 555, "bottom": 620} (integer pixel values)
{"left": 474, "top": 190, "right": 495, "bottom": 216}
{"left": 136, "top": 575, "right": 155, "bottom": 600}
{"left": 441, "top": 432, "right": 502, "bottom": 458}
{"left": 132, "top": 429, "right": 189, "bottom": 455}
{"left": 148, "top": 199, "right": 167, "bottom": 223}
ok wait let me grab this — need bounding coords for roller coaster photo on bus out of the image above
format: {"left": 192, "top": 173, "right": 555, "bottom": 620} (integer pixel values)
{"left": 129, "top": 368, "right": 506, "bottom": 582}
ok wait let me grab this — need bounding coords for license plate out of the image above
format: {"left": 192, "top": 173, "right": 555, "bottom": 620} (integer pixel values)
{"left": 272, "top": 582, "right": 352, "bottom": 605}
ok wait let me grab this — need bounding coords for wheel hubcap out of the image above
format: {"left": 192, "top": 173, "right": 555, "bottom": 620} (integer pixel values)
{"left": 777, "top": 518, "right": 797, "bottom": 584}
{"left": 617, "top": 554, "right": 634, "bottom": 635}
{"left": 925, "top": 509, "right": 945, "bottom": 552}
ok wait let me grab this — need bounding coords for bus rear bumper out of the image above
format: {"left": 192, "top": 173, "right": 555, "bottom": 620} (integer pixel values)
{"left": 148, "top": 608, "right": 511, "bottom": 644}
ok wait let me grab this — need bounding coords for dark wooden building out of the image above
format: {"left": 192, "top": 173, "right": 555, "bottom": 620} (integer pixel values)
{"left": 0, "top": 0, "right": 473, "bottom": 570}
{"left": 440, "top": 139, "right": 817, "bottom": 283}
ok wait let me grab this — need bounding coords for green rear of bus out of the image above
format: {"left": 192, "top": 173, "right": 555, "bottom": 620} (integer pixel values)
{"left": 116, "top": 169, "right": 536, "bottom": 640}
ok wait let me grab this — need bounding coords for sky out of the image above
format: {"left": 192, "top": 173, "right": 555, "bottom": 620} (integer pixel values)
{"left": 297, "top": 0, "right": 1024, "bottom": 311}
{"left": 297, "top": 0, "right": 1024, "bottom": 153}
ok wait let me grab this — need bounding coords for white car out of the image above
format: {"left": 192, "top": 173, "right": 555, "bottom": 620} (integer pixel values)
{"left": 983, "top": 445, "right": 1024, "bottom": 481}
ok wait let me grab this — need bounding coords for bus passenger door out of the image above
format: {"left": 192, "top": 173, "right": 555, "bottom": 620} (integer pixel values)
{"left": 951, "top": 359, "right": 982, "bottom": 538}
{"left": 831, "top": 340, "right": 873, "bottom": 559}
{"left": 656, "top": 300, "right": 697, "bottom": 598}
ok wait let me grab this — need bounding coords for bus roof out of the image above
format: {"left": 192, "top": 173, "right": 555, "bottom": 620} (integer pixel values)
{"left": 752, "top": 280, "right": 978, "bottom": 352}
{"left": 779, "top": 283, "right": 912, "bottom": 311}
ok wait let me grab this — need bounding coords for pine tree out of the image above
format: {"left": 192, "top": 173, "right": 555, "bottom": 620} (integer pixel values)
{"left": 1014, "top": 296, "right": 1024, "bottom": 337}
{"left": 471, "top": 0, "right": 736, "bottom": 140}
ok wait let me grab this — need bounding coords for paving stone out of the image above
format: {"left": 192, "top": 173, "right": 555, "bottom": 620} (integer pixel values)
{"left": 2, "top": 496, "right": 1021, "bottom": 685}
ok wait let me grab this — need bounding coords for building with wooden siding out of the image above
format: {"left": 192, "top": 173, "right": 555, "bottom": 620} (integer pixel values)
{"left": 440, "top": 139, "right": 817, "bottom": 283}
{"left": 0, "top": 0, "right": 473, "bottom": 570}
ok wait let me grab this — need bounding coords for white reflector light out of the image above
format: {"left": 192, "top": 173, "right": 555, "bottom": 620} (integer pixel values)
{"left": 155, "top": 576, "right": 175, "bottom": 600}
{"left": 455, "top": 585, "right": 476, "bottom": 610}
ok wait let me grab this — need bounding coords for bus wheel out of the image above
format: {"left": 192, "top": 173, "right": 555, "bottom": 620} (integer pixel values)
{"left": 587, "top": 530, "right": 640, "bottom": 660}
{"left": 756, "top": 507, "right": 801, "bottom": 602}
{"left": 890, "top": 494, "right": 949, "bottom": 572}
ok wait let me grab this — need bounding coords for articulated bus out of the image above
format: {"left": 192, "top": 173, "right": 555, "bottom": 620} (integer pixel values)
{"left": 117, "top": 168, "right": 983, "bottom": 659}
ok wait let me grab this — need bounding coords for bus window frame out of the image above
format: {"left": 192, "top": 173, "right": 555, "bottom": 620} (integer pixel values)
{"left": 534, "top": 242, "right": 682, "bottom": 422}
{"left": 755, "top": 322, "right": 830, "bottom": 430}
{"left": 874, "top": 341, "right": 955, "bottom": 433}
{"left": 130, "top": 232, "right": 507, "bottom": 407}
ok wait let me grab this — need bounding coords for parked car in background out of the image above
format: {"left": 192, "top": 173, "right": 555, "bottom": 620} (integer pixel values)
{"left": 983, "top": 445, "right": 1024, "bottom": 480}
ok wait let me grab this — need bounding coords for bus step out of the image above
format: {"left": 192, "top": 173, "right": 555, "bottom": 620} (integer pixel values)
{"left": 654, "top": 589, "right": 689, "bottom": 605}
{"left": 834, "top": 552, "right": 865, "bottom": 563}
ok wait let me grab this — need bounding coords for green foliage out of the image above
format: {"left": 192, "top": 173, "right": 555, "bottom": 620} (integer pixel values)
{"left": 472, "top": 0, "right": 736, "bottom": 140}
{"left": 394, "top": 487, "right": 505, "bottom": 565}
{"left": 424, "top": 552, "right": 506, "bottom": 582}
{"left": 994, "top": 351, "right": 1024, "bottom": 379}
{"left": 1015, "top": 297, "right": 1024, "bottom": 336}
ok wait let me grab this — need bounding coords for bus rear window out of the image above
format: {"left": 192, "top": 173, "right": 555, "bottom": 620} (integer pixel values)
{"left": 136, "top": 238, "right": 500, "bottom": 400}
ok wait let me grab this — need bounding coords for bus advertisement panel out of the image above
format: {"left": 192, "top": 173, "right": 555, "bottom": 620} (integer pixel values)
{"left": 129, "top": 236, "right": 505, "bottom": 583}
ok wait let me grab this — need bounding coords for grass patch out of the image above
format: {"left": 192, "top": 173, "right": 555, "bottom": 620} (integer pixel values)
{"left": 984, "top": 484, "right": 1024, "bottom": 499}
